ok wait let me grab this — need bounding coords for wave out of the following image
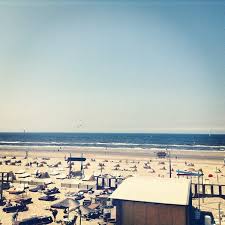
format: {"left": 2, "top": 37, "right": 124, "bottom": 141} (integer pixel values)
{"left": 0, "top": 140, "right": 224, "bottom": 147}
{"left": 0, "top": 141, "right": 224, "bottom": 151}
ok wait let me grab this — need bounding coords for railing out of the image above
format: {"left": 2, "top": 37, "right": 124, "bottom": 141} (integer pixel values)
{"left": 192, "top": 183, "right": 225, "bottom": 198}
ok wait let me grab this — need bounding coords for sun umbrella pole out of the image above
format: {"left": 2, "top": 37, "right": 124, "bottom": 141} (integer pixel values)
{"left": 69, "top": 153, "right": 72, "bottom": 179}
{"left": 79, "top": 209, "right": 82, "bottom": 225}
{"left": 81, "top": 153, "right": 84, "bottom": 179}
{"left": 197, "top": 171, "right": 200, "bottom": 210}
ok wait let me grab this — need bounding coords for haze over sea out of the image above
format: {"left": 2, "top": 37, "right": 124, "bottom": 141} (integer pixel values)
{"left": 0, "top": 133, "right": 224, "bottom": 152}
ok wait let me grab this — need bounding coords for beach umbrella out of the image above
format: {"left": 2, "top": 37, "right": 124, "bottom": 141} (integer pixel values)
{"left": 51, "top": 198, "right": 80, "bottom": 210}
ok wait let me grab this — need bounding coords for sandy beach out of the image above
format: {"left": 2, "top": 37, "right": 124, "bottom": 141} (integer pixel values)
{"left": 0, "top": 147, "right": 225, "bottom": 224}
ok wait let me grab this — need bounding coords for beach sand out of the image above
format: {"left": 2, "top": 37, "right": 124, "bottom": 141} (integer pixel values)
{"left": 0, "top": 147, "right": 225, "bottom": 224}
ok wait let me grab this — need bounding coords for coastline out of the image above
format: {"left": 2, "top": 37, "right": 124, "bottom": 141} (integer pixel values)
{"left": 0, "top": 146, "right": 225, "bottom": 161}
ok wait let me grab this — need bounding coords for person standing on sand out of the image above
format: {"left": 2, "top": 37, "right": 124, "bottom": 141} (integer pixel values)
{"left": 12, "top": 210, "right": 18, "bottom": 224}
{"left": 63, "top": 207, "right": 68, "bottom": 214}
{"left": 51, "top": 209, "right": 58, "bottom": 222}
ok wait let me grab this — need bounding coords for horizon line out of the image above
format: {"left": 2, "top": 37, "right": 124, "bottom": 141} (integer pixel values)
{"left": 0, "top": 131, "right": 225, "bottom": 135}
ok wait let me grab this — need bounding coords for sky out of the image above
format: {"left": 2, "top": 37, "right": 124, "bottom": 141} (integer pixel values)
{"left": 0, "top": 0, "right": 224, "bottom": 133}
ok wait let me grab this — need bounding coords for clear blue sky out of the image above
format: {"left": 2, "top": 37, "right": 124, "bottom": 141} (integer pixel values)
{"left": 0, "top": 0, "right": 224, "bottom": 133}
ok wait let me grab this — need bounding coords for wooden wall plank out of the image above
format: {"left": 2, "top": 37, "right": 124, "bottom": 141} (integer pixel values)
{"left": 133, "top": 202, "right": 146, "bottom": 225}
{"left": 120, "top": 201, "right": 187, "bottom": 225}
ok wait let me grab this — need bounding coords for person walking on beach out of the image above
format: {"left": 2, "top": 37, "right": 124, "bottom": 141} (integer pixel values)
{"left": 63, "top": 207, "right": 68, "bottom": 214}
{"left": 12, "top": 210, "right": 18, "bottom": 224}
{"left": 52, "top": 209, "right": 58, "bottom": 222}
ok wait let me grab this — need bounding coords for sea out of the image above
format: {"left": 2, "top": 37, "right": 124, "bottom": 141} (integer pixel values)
{"left": 0, "top": 132, "right": 224, "bottom": 151}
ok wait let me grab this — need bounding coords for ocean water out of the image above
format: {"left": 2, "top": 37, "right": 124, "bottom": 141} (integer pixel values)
{"left": 0, "top": 132, "right": 224, "bottom": 151}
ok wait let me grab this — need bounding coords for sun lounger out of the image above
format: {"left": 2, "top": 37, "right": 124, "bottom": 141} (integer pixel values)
{"left": 29, "top": 185, "right": 45, "bottom": 192}
{"left": 38, "top": 195, "right": 57, "bottom": 201}
{"left": 3, "top": 203, "right": 28, "bottom": 213}
{"left": 15, "top": 197, "right": 32, "bottom": 205}
{"left": 8, "top": 188, "right": 25, "bottom": 195}
{"left": 44, "top": 187, "right": 60, "bottom": 195}
{"left": 16, "top": 215, "right": 53, "bottom": 225}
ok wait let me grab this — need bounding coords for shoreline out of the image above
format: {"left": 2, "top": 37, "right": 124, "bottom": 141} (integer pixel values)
{"left": 0, "top": 146, "right": 225, "bottom": 161}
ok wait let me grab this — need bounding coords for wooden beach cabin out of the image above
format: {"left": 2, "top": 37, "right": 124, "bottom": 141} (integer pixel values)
{"left": 110, "top": 177, "right": 192, "bottom": 225}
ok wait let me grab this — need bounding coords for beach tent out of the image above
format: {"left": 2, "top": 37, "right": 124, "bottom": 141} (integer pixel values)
{"left": 51, "top": 198, "right": 80, "bottom": 210}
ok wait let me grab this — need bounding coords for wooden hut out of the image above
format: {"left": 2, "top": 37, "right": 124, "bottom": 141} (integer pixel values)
{"left": 110, "top": 177, "right": 192, "bottom": 225}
